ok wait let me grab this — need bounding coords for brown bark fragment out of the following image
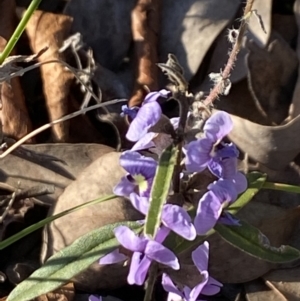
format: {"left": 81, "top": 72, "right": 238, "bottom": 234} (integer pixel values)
{"left": 128, "top": 0, "right": 160, "bottom": 108}
{"left": 0, "top": 0, "right": 33, "bottom": 141}
{"left": 20, "top": 9, "right": 74, "bottom": 142}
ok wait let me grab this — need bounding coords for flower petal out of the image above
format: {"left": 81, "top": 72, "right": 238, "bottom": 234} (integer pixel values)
{"left": 208, "top": 179, "right": 238, "bottom": 203}
{"left": 113, "top": 176, "right": 136, "bottom": 197}
{"left": 131, "top": 132, "right": 157, "bottom": 151}
{"left": 99, "top": 248, "right": 128, "bottom": 264}
{"left": 162, "top": 273, "right": 184, "bottom": 299}
{"left": 128, "top": 252, "right": 151, "bottom": 285}
{"left": 154, "top": 226, "right": 171, "bottom": 244}
{"left": 218, "top": 211, "right": 241, "bottom": 226}
{"left": 145, "top": 240, "right": 179, "bottom": 270}
{"left": 162, "top": 204, "right": 196, "bottom": 240}
{"left": 194, "top": 191, "right": 223, "bottom": 235}
{"left": 184, "top": 138, "right": 213, "bottom": 173}
{"left": 204, "top": 111, "right": 233, "bottom": 141}
{"left": 89, "top": 295, "right": 102, "bottom": 301}
{"left": 232, "top": 172, "right": 248, "bottom": 194}
{"left": 201, "top": 276, "right": 222, "bottom": 296}
{"left": 189, "top": 272, "right": 209, "bottom": 301}
{"left": 129, "top": 193, "right": 149, "bottom": 215}
{"left": 119, "top": 151, "right": 157, "bottom": 179}
{"left": 192, "top": 241, "right": 209, "bottom": 272}
{"left": 114, "top": 226, "right": 147, "bottom": 252}
{"left": 121, "top": 105, "right": 139, "bottom": 119}
{"left": 126, "top": 90, "right": 169, "bottom": 142}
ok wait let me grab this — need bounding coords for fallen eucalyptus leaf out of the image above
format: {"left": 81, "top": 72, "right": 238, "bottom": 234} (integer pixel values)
{"left": 227, "top": 112, "right": 300, "bottom": 170}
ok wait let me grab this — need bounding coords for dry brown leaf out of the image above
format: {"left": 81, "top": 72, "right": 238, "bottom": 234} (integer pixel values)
{"left": 288, "top": 0, "right": 300, "bottom": 119}
{"left": 263, "top": 266, "right": 300, "bottom": 301}
{"left": 33, "top": 282, "right": 74, "bottom": 301}
{"left": 19, "top": 9, "right": 74, "bottom": 142}
{"left": 246, "top": 34, "right": 298, "bottom": 124}
{"left": 227, "top": 111, "right": 300, "bottom": 170}
{"left": 42, "top": 152, "right": 142, "bottom": 291}
{"left": 0, "top": 0, "right": 33, "bottom": 141}
{"left": 128, "top": 0, "right": 160, "bottom": 108}
{"left": 0, "top": 143, "right": 113, "bottom": 205}
{"left": 245, "top": 279, "right": 287, "bottom": 301}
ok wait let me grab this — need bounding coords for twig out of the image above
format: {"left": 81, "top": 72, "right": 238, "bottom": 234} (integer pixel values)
{"left": 0, "top": 191, "right": 16, "bottom": 223}
{"left": 203, "top": 0, "right": 255, "bottom": 106}
{"left": 0, "top": 98, "right": 127, "bottom": 159}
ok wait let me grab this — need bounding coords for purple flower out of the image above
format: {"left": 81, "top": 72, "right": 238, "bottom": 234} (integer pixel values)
{"left": 184, "top": 111, "right": 238, "bottom": 176}
{"left": 100, "top": 226, "right": 179, "bottom": 286}
{"left": 194, "top": 179, "right": 239, "bottom": 235}
{"left": 121, "top": 105, "right": 139, "bottom": 119}
{"left": 130, "top": 193, "right": 196, "bottom": 241}
{"left": 89, "top": 295, "right": 102, "bottom": 301}
{"left": 113, "top": 151, "right": 157, "bottom": 197}
{"left": 162, "top": 241, "right": 222, "bottom": 301}
{"left": 126, "top": 89, "right": 170, "bottom": 142}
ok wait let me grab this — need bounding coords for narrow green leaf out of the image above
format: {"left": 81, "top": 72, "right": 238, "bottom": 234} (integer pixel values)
{"left": 262, "top": 182, "right": 300, "bottom": 194}
{"left": 7, "top": 221, "right": 142, "bottom": 301}
{"left": 144, "top": 144, "right": 178, "bottom": 238}
{"left": 0, "top": 194, "right": 117, "bottom": 250}
{"left": 227, "top": 171, "right": 267, "bottom": 215}
{"left": 215, "top": 220, "right": 300, "bottom": 263}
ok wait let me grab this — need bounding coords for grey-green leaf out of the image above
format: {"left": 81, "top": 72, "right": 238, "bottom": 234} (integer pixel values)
{"left": 144, "top": 144, "right": 178, "bottom": 238}
{"left": 215, "top": 220, "right": 300, "bottom": 263}
{"left": 7, "top": 221, "right": 142, "bottom": 301}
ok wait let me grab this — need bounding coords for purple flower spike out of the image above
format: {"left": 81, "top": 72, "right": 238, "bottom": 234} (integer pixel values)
{"left": 162, "top": 242, "right": 222, "bottom": 301}
{"left": 130, "top": 193, "right": 196, "bottom": 241}
{"left": 126, "top": 89, "right": 170, "bottom": 142}
{"left": 113, "top": 226, "right": 179, "bottom": 286}
{"left": 113, "top": 151, "right": 157, "bottom": 197}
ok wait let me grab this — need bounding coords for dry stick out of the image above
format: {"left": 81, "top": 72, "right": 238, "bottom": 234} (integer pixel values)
{"left": 0, "top": 98, "right": 127, "bottom": 159}
{"left": 128, "top": 0, "right": 160, "bottom": 108}
{"left": 203, "top": 0, "right": 255, "bottom": 106}
{"left": 0, "top": 191, "right": 16, "bottom": 223}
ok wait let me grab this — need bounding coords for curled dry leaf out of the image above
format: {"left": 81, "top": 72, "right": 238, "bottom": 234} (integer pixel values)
{"left": 226, "top": 111, "right": 300, "bottom": 170}
{"left": 19, "top": 9, "right": 74, "bottom": 142}
{"left": 128, "top": 0, "right": 160, "bottom": 108}
{"left": 246, "top": 34, "right": 298, "bottom": 125}
{"left": 42, "top": 152, "right": 142, "bottom": 290}
{"left": 0, "top": 143, "right": 113, "bottom": 205}
{"left": 0, "top": 0, "right": 33, "bottom": 141}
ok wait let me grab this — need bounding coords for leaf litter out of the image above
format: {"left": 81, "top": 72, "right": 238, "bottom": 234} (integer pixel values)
{"left": 0, "top": 0, "right": 300, "bottom": 300}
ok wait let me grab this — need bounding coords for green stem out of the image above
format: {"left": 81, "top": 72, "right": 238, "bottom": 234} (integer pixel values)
{"left": 262, "top": 182, "right": 300, "bottom": 194}
{"left": 143, "top": 263, "right": 158, "bottom": 301}
{"left": 0, "top": 0, "right": 42, "bottom": 64}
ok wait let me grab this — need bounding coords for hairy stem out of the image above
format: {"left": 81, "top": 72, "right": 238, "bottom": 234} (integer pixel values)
{"left": 143, "top": 263, "right": 158, "bottom": 301}
{"left": 203, "top": 0, "right": 255, "bottom": 106}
